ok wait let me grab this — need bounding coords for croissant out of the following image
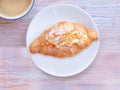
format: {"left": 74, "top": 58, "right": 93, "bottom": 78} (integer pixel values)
{"left": 29, "top": 21, "right": 98, "bottom": 58}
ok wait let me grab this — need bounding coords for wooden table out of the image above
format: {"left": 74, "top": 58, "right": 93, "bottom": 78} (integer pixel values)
{"left": 0, "top": 0, "right": 120, "bottom": 90}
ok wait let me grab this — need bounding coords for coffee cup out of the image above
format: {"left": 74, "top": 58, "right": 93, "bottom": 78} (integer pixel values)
{"left": 0, "top": 0, "right": 34, "bottom": 20}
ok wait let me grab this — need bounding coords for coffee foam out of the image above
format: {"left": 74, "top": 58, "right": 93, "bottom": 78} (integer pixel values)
{"left": 0, "top": 0, "right": 33, "bottom": 19}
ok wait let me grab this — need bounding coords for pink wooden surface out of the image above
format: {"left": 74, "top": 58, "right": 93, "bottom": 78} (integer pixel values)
{"left": 0, "top": 0, "right": 120, "bottom": 90}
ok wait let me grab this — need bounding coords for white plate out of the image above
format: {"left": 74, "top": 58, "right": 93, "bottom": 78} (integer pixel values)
{"left": 26, "top": 4, "right": 99, "bottom": 77}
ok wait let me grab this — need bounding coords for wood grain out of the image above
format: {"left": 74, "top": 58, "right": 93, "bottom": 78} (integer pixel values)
{"left": 0, "top": 0, "right": 120, "bottom": 90}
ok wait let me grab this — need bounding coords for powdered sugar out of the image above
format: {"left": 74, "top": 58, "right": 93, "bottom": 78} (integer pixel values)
{"left": 46, "top": 22, "right": 89, "bottom": 48}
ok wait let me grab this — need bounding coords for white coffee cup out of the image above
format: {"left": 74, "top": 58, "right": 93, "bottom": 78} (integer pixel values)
{"left": 0, "top": 0, "right": 34, "bottom": 20}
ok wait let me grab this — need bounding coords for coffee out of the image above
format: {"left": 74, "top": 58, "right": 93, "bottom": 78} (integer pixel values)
{"left": 0, "top": 0, "right": 33, "bottom": 18}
